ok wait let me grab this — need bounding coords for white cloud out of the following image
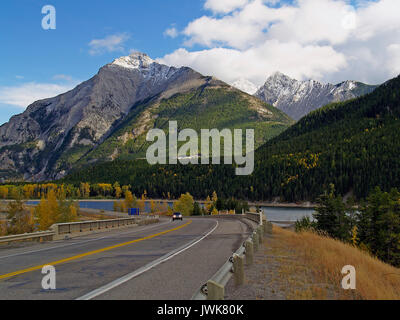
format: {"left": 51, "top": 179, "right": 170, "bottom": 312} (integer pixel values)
{"left": 88, "top": 33, "right": 130, "bottom": 55}
{"left": 160, "top": 42, "right": 347, "bottom": 88}
{"left": 164, "top": 27, "right": 179, "bottom": 38}
{"left": 387, "top": 44, "right": 400, "bottom": 77}
{"left": 53, "top": 74, "right": 74, "bottom": 81}
{"left": 161, "top": 0, "right": 400, "bottom": 87}
{"left": 204, "top": 0, "right": 249, "bottom": 14}
{"left": 0, "top": 81, "right": 79, "bottom": 108}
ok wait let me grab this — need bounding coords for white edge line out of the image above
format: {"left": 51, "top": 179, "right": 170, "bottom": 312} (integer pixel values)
{"left": 76, "top": 219, "right": 219, "bottom": 300}
{"left": 0, "top": 221, "right": 171, "bottom": 260}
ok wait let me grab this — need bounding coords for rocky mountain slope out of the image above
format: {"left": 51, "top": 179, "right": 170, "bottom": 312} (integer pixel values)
{"left": 0, "top": 53, "right": 292, "bottom": 182}
{"left": 255, "top": 72, "right": 378, "bottom": 120}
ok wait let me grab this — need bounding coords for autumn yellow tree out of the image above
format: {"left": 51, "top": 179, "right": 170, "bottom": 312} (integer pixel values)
{"left": 212, "top": 191, "right": 218, "bottom": 204}
{"left": 0, "top": 186, "right": 8, "bottom": 199}
{"left": 80, "top": 182, "right": 90, "bottom": 198}
{"left": 113, "top": 201, "right": 121, "bottom": 212}
{"left": 23, "top": 185, "right": 35, "bottom": 199}
{"left": 6, "top": 199, "right": 35, "bottom": 235}
{"left": 173, "top": 193, "right": 194, "bottom": 216}
{"left": 36, "top": 191, "right": 58, "bottom": 230}
{"left": 35, "top": 189, "right": 78, "bottom": 230}
{"left": 97, "top": 184, "right": 112, "bottom": 197}
{"left": 122, "top": 185, "right": 130, "bottom": 197}
{"left": 114, "top": 182, "right": 122, "bottom": 199}
{"left": 124, "top": 191, "right": 137, "bottom": 211}
{"left": 9, "top": 187, "right": 21, "bottom": 200}
{"left": 66, "top": 205, "right": 78, "bottom": 222}
{"left": 205, "top": 196, "right": 212, "bottom": 214}
{"left": 211, "top": 208, "right": 219, "bottom": 215}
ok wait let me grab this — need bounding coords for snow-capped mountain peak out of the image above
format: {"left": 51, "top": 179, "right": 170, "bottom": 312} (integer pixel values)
{"left": 231, "top": 78, "right": 258, "bottom": 95}
{"left": 255, "top": 72, "right": 377, "bottom": 121}
{"left": 111, "top": 52, "right": 155, "bottom": 70}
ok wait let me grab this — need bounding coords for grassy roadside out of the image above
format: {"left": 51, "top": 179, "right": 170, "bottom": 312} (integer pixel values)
{"left": 226, "top": 226, "right": 400, "bottom": 300}
{"left": 274, "top": 227, "right": 400, "bottom": 300}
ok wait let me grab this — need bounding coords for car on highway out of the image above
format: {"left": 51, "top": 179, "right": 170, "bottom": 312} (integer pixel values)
{"left": 172, "top": 212, "right": 183, "bottom": 221}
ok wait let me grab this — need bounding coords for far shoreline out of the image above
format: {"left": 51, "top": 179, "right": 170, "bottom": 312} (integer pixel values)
{"left": 6, "top": 198, "right": 318, "bottom": 209}
{"left": 248, "top": 201, "right": 317, "bottom": 209}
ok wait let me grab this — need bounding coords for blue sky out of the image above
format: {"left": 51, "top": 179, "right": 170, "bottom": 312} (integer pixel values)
{"left": 0, "top": 0, "right": 204, "bottom": 124}
{"left": 1, "top": 0, "right": 399, "bottom": 125}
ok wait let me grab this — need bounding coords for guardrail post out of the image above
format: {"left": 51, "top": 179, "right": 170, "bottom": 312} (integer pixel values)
{"left": 50, "top": 224, "right": 59, "bottom": 237}
{"left": 257, "top": 226, "right": 263, "bottom": 245}
{"left": 207, "top": 280, "right": 224, "bottom": 300}
{"left": 233, "top": 254, "right": 245, "bottom": 286}
{"left": 252, "top": 232, "right": 259, "bottom": 252}
{"left": 263, "top": 222, "right": 268, "bottom": 235}
{"left": 245, "top": 240, "right": 254, "bottom": 266}
{"left": 265, "top": 221, "right": 273, "bottom": 234}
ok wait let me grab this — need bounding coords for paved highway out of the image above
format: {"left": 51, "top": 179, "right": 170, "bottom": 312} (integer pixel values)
{"left": 0, "top": 217, "right": 252, "bottom": 300}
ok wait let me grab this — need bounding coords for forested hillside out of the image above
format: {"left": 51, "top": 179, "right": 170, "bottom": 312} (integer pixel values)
{"left": 75, "top": 85, "right": 292, "bottom": 165}
{"left": 63, "top": 75, "right": 400, "bottom": 202}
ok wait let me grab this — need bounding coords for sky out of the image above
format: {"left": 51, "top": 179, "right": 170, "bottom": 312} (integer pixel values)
{"left": 0, "top": 0, "right": 400, "bottom": 125}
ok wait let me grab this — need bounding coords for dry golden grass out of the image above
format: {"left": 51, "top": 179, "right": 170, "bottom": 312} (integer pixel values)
{"left": 0, "top": 221, "right": 6, "bottom": 236}
{"left": 78, "top": 210, "right": 116, "bottom": 221}
{"left": 274, "top": 226, "right": 400, "bottom": 300}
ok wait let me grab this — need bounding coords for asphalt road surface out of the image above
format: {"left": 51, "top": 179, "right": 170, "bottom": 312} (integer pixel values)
{"left": 0, "top": 217, "right": 252, "bottom": 300}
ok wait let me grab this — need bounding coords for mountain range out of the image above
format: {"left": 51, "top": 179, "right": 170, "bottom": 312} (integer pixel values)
{"left": 0, "top": 53, "right": 292, "bottom": 182}
{"left": 65, "top": 74, "right": 400, "bottom": 202}
{"left": 245, "top": 72, "right": 377, "bottom": 121}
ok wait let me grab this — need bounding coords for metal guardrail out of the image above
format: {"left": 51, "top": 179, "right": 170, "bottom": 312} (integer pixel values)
{"left": 246, "top": 212, "right": 263, "bottom": 224}
{"left": 0, "top": 215, "right": 160, "bottom": 244}
{"left": 192, "top": 212, "right": 270, "bottom": 300}
{"left": 0, "top": 231, "right": 55, "bottom": 244}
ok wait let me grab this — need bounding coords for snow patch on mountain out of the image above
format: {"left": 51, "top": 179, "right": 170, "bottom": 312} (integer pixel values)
{"left": 112, "top": 52, "right": 155, "bottom": 70}
{"left": 231, "top": 78, "right": 258, "bottom": 95}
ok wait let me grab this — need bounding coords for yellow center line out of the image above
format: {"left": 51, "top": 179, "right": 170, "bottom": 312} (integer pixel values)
{"left": 0, "top": 220, "right": 192, "bottom": 281}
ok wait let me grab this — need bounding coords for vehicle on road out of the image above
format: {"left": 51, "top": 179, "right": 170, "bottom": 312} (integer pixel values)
{"left": 172, "top": 212, "right": 183, "bottom": 221}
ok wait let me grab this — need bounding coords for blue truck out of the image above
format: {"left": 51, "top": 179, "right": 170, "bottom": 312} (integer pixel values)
{"left": 129, "top": 208, "right": 140, "bottom": 216}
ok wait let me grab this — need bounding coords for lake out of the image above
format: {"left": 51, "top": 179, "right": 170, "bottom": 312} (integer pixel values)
{"left": 261, "top": 207, "right": 315, "bottom": 223}
{"left": 26, "top": 200, "right": 315, "bottom": 222}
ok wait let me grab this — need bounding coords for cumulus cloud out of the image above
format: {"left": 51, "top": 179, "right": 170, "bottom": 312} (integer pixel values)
{"left": 164, "top": 27, "right": 179, "bottom": 38}
{"left": 160, "top": 0, "right": 400, "bottom": 87}
{"left": 160, "top": 43, "right": 347, "bottom": 87}
{"left": 88, "top": 33, "right": 130, "bottom": 55}
{"left": 0, "top": 81, "right": 79, "bottom": 108}
{"left": 204, "top": 0, "right": 249, "bottom": 14}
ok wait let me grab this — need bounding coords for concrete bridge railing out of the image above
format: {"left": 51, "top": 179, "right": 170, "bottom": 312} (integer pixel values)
{"left": 0, "top": 215, "right": 159, "bottom": 244}
{"left": 0, "top": 231, "right": 55, "bottom": 244}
